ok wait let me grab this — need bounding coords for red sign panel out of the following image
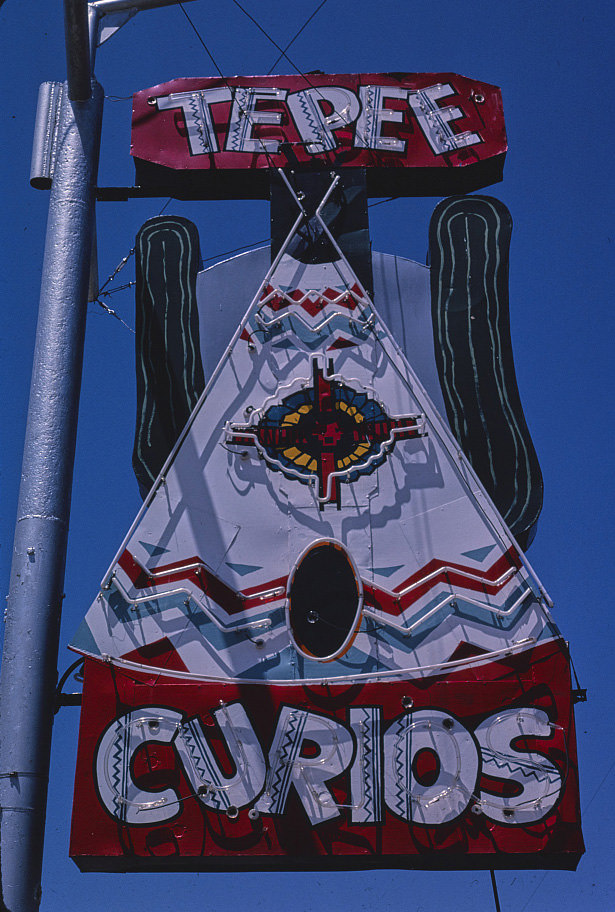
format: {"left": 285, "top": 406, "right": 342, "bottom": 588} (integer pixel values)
{"left": 131, "top": 73, "right": 506, "bottom": 196}
{"left": 70, "top": 641, "right": 582, "bottom": 871}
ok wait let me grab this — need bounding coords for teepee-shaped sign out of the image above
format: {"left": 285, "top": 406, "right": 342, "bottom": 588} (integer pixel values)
{"left": 70, "top": 76, "right": 582, "bottom": 871}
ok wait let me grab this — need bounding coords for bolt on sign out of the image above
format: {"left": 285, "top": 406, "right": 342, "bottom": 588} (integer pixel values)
{"left": 69, "top": 72, "right": 583, "bottom": 871}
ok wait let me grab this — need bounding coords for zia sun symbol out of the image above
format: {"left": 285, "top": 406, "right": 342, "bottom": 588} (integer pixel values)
{"left": 224, "top": 360, "right": 425, "bottom": 507}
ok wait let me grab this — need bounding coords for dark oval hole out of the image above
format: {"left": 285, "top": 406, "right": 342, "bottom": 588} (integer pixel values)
{"left": 411, "top": 748, "right": 441, "bottom": 788}
{"left": 288, "top": 541, "right": 361, "bottom": 660}
{"left": 299, "top": 738, "right": 321, "bottom": 759}
{"left": 480, "top": 774, "right": 524, "bottom": 799}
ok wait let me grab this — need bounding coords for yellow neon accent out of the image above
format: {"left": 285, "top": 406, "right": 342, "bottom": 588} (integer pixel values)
{"left": 337, "top": 400, "right": 363, "bottom": 422}
{"left": 308, "top": 458, "right": 317, "bottom": 470}
{"left": 283, "top": 447, "right": 302, "bottom": 460}
{"left": 298, "top": 404, "right": 311, "bottom": 414}
{"left": 282, "top": 412, "right": 300, "bottom": 425}
{"left": 294, "top": 452, "right": 312, "bottom": 467}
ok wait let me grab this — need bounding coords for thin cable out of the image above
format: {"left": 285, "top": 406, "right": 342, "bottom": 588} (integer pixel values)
{"left": 226, "top": 1, "right": 356, "bottom": 138}
{"left": 369, "top": 197, "right": 400, "bottom": 209}
{"left": 490, "top": 870, "right": 502, "bottom": 912}
{"left": 177, "top": 2, "right": 281, "bottom": 171}
{"left": 94, "top": 199, "right": 171, "bottom": 326}
{"left": 229, "top": 0, "right": 379, "bottom": 163}
{"left": 518, "top": 738, "right": 597, "bottom": 912}
{"left": 93, "top": 251, "right": 135, "bottom": 332}
{"left": 569, "top": 651, "right": 587, "bottom": 698}
{"left": 267, "top": 0, "right": 328, "bottom": 74}
{"left": 231, "top": 0, "right": 333, "bottom": 86}
{"left": 178, "top": 1, "right": 225, "bottom": 78}
{"left": 97, "top": 248, "right": 135, "bottom": 295}
{"left": 519, "top": 873, "right": 548, "bottom": 912}
{"left": 99, "top": 281, "right": 135, "bottom": 297}
{"left": 581, "top": 754, "right": 615, "bottom": 816}
{"left": 180, "top": 0, "right": 367, "bottom": 163}
{"left": 93, "top": 299, "right": 135, "bottom": 334}
{"left": 231, "top": 0, "right": 296, "bottom": 67}
{"left": 202, "top": 238, "right": 270, "bottom": 265}
{"left": 95, "top": 232, "right": 270, "bottom": 332}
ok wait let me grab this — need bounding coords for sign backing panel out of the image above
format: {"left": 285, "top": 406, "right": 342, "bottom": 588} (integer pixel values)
{"left": 71, "top": 641, "right": 582, "bottom": 871}
{"left": 132, "top": 73, "right": 506, "bottom": 198}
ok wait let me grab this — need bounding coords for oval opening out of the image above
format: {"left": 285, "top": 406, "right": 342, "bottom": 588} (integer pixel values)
{"left": 411, "top": 748, "right": 441, "bottom": 788}
{"left": 287, "top": 540, "right": 362, "bottom": 661}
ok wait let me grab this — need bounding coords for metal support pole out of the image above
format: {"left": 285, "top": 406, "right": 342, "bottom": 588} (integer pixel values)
{"left": 0, "top": 80, "right": 103, "bottom": 912}
{"left": 64, "top": 0, "right": 91, "bottom": 101}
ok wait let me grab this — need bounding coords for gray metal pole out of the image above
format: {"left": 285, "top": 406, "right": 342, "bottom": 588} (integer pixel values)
{"left": 0, "top": 80, "right": 103, "bottom": 912}
{"left": 64, "top": 0, "right": 91, "bottom": 101}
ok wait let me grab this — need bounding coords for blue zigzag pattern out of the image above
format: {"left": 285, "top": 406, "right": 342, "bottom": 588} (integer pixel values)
{"left": 188, "top": 95, "right": 206, "bottom": 153}
{"left": 296, "top": 92, "right": 330, "bottom": 151}
{"left": 392, "top": 718, "right": 409, "bottom": 818}
{"left": 180, "top": 719, "right": 230, "bottom": 810}
{"left": 227, "top": 89, "right": 247, "bottom": 153}
{"left": 361, "top": 85, "right": 376, "bottom": 146}
{"left": 268, "top": 709, "right": 306, "bottom": 813}
{"left": 109, "top": 720, "right": 127, "bottom": 821}
{"left": 481, "top": 748, "right": 560, "bottom": 785}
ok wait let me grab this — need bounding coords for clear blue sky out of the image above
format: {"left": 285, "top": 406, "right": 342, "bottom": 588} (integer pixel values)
{"left": 1, "top": 1, "right": 614, "bottom": 909}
